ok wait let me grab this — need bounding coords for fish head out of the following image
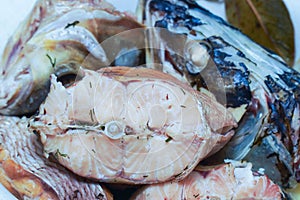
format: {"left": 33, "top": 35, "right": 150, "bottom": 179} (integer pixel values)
{"left": 0, "top": 0, "right": 146, "bottom": 116}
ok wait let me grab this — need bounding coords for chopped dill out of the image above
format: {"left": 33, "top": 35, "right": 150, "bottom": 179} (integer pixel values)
{"left": 46, "top": 54, "right": 56, "bottom": 68}
{"left": 180, "top": 88, "right": 186, "bottom": 95}
{"left": 54, "top": 149, "right": 70, "bottom": 159}
{"left": 89, "top": 108, "right": 95, "bottom": 122}
{"left": 165, "top": 136, "right": 173, "bottom": 143}
{"left": 65, "top": 20, "right": 80, "bottom": 29}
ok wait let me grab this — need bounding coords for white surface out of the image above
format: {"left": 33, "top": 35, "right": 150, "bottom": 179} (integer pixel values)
{"left": 0, "top": 0, "right": 35, "bottom": 57}
{"left": 0, "top": 184, "right": 16, "bottom": 200}
{"left": 0, "top": 0, "right": 299, "bottom": 199}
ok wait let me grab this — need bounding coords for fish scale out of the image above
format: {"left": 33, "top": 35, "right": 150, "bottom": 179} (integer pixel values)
{"left": 0, "top": 116, "right": 112, "bottom": 200}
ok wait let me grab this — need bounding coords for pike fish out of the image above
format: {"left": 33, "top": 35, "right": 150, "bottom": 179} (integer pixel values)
{"left": 138, "top": 0, "right": 300, "bottom": 188}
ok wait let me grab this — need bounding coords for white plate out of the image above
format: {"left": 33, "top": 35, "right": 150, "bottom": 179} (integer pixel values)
{"left": 0, "top": 184, "right": 17, "bottom": 200}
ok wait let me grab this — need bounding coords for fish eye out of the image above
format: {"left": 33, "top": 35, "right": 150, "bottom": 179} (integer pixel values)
{"left": 53, "top": 62, "right": 84, "bottom": 87}
{"left": 57, "top": 73, "right": 78, "bottom": 87}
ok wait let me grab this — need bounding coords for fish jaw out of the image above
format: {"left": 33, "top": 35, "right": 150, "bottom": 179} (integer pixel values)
{"left": 0, "top": 49, "right": 52, "bottom": 115}
{"left": 30, "top": 66, "right": 236, "bottom": 184}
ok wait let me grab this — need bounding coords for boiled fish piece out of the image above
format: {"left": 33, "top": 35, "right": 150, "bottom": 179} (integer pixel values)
{"left": 0, "top": 116, "right": 112, "bottom": 200}
{"left": 131, "top": 162, "right": 284, "bottom": 200}
{"left": 0, "top": 0, "right": 145, "bottom": 115}
{"left": 138, "top": 0, "right": 300, "bottom": 188}
{"left": 30, "top": 66, "right": 236, "bottom": 184}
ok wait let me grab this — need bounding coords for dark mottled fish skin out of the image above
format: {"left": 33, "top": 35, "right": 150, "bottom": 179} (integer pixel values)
{"left": 140, "top": 0, "right": 300, "bottom": 188}
{"left": 0, "top": 116, "right": 112, "bottom": 200}
{"left": 203, "top": 36, "right": 252, "bottom": 107}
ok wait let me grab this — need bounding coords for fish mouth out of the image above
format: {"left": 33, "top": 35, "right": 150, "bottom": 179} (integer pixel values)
{"left": 0, "top": 0, "right": 147, "bottom": 116}
{"left": 0, "top": 68, "right": 31, "bottom": 115}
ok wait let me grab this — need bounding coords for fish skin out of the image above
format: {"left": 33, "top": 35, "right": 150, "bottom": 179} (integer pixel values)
{"left": 30, "top": 66, "right": 236, "bottom": 184}
{"left": 0, "top": 116, "right": 112, "bottom": 200}
{"left": 0, "top": 0, "right": 145, "bottom": 116}
{"left": 139, "top": 0, "right": 300, "bottom": 188}
{"left": 130, "top": 162, "right": 284, "bottom": 200}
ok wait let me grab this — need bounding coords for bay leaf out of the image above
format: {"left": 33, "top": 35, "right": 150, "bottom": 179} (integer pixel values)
{"left": 225, "top": 0, "right": 295, "bottom": 66}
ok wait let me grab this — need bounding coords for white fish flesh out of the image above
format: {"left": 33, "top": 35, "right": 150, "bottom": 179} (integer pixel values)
{"left": 30, "top": 66, "right": 236, "bottom": 184}
{"left": 131, "top": 162, "right": 284, "bottom": 200}
{"left": 138, "top": 0, "right": 300, "bottom": 188}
